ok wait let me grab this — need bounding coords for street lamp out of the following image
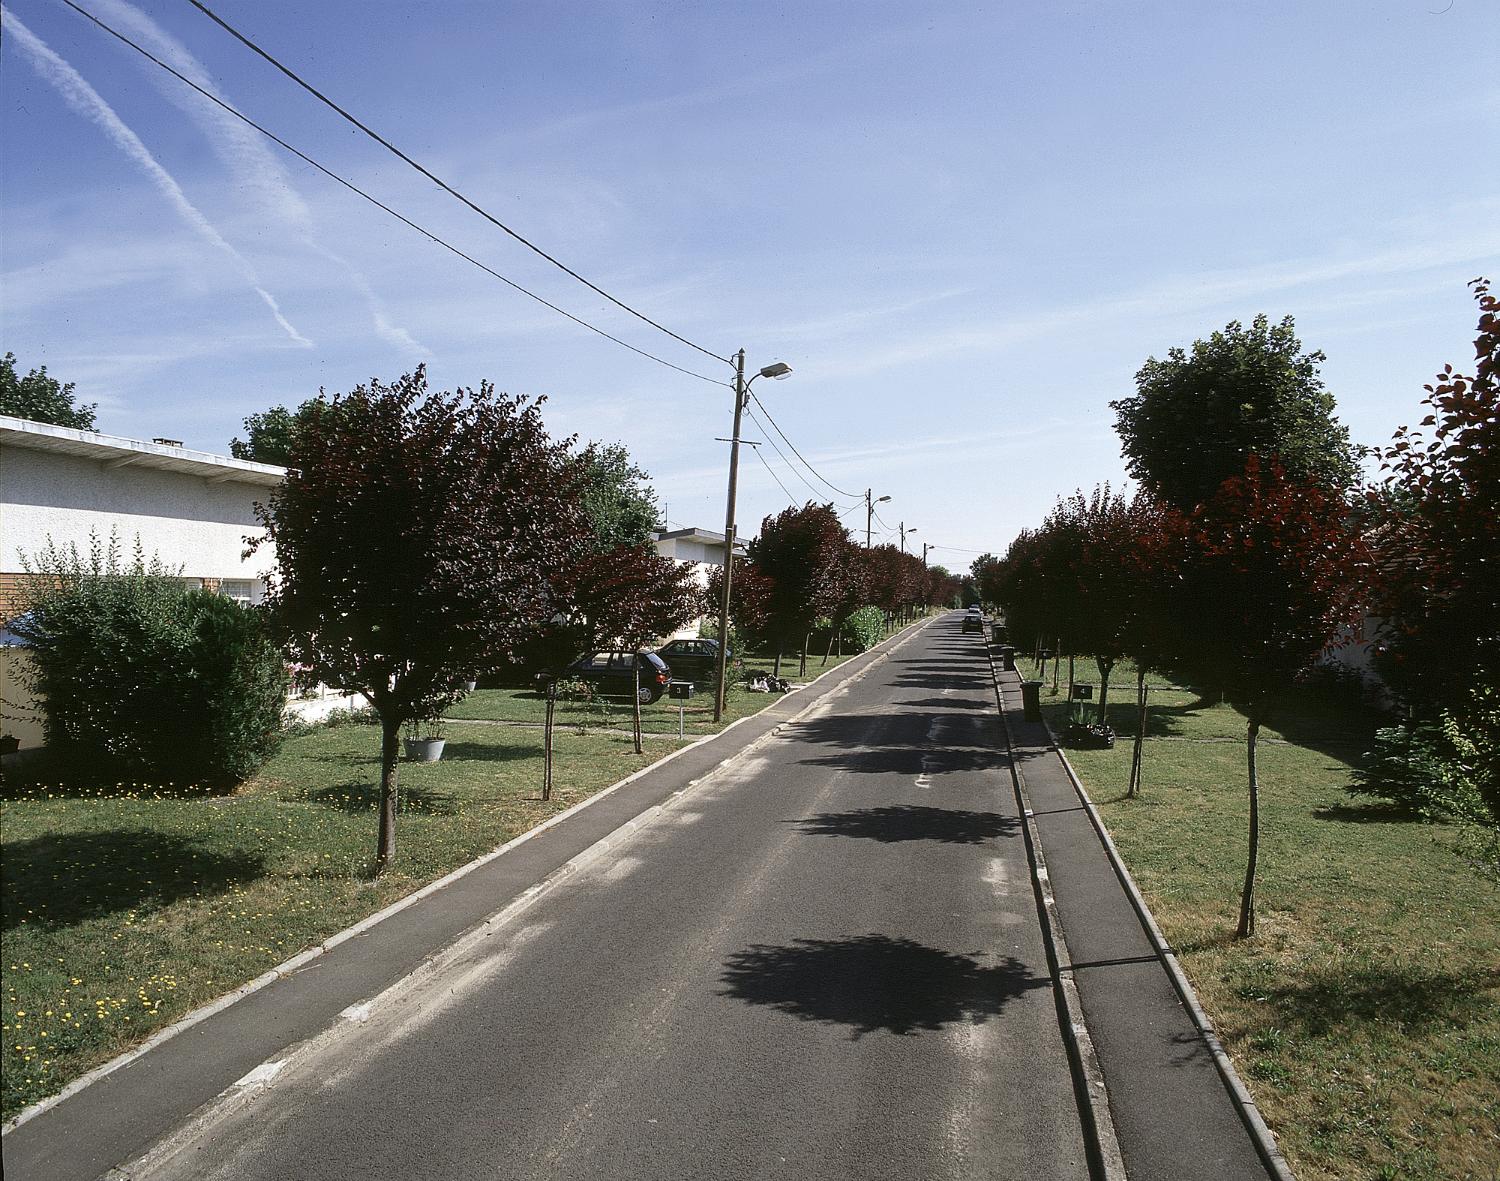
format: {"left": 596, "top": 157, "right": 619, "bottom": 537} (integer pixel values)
{"left": 865, "top": 490, "right": 891, "bottom": 548}
{"left": 714, "top": 352, "right": 793, "bottom": 721}
{"left": 900, "top": 523, "right": 916, "bottom": 554}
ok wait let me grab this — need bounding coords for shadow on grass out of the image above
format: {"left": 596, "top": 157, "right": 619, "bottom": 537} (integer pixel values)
{"left": 1, "top": 830, "right": 265, "bottom": 930}
{"left": 305, "top": 781, "right": 460, "bottom": 816}
{"left": 1264, "top": 963, "right": 1498, "bottom": 1036}
{"left": 719, "top": 933, "right": 1044, "bottom": 1038}
{"left": 0, "top": 749, "right": 241, "bottom": 800}
{"left": 1313, "top": 801, "right": 1427, "bottom": 825}
{"left": 439, "top": 741, "right": 542, "bottom": 763}
{"left": 791, "top": 805, "right": 1019, "bottom": 845}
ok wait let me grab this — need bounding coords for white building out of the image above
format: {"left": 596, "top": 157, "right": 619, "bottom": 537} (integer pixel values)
{"left": 651, "top": 526, "right": 747, "bottom": 639}
{"left": 1, "top": 415, "right": 285, "bottom": 749}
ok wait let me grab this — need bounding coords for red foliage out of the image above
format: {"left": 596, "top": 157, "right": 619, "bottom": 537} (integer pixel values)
{"left": 1167, "top": 455, "right": 1372, "bottom": 711}
{"left": 568, "top": 544, "right": 705, "bottom": 649}
{"left": 1371, "top": 277, "right": 1499, "bottom": 708}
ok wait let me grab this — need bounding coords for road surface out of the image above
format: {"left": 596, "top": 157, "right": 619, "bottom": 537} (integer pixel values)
{"left": 150, "top": 617, "right": 1091, "bottom": 1180}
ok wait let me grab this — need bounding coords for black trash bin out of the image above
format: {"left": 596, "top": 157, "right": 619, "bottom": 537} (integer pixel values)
{"left": 1020, "top": 679, "right": 1043, "bottom": 722}
{"left": 990, "top": 622, "right": 1008, "bottom": 645}
{"left": 998, "top": 645, "right": 1016, "bottom": 673}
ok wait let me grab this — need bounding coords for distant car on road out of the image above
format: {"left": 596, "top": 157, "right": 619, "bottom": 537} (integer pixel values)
{"left": 536, "top": 649, "right": 672, "bottom": 704}
{"left": 966, "top": 604, "right": 982, "bottom": 614}
{"left": 653, "top": 637, "right": 728, "bottom": 686}
{"left": 962, "top": 614, "right": 984, "bottom": 634}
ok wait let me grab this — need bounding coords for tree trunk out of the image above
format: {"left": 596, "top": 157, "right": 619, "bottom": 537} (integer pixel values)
{"left": 823, "top": 621, "right": 838, "bottom": 666}
{"left": 1128, "top": 668, "right": 1146, "bottom": 799}
{"left": 1236, "top": 715, "right": 1262, "bottom": 940}
{"left": 800, "top": 630, "right": 809, "bottom": 677}
{"left": 1052, "top": 638, "right": 1061, "bottom": 693}
{"left": 1096, "top": 657, "right": 1114, "bottom": 729}
{"left": 375, "top": 712, "right": 401, "bottom": 873}
{"left": 542, "top": 685, "right": 555, "bottom": 801}
{"left": 1067, "top": 655, "right": 1075, "bottom": 715}
{"left": 632, "top": 662, "right": 643, "bottom": 755}
{"left": 773, "top": 643, "right": 783, "bottom": 678}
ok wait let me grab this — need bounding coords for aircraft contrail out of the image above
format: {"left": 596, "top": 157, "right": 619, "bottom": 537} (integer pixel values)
{"left": 8, "top": 11, "right": 314, "bottom": 348}
{"left": 87, "top": 0, "right": 426, "bottom": 357}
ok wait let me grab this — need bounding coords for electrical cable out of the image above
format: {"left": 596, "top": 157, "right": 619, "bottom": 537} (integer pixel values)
{"left": 743, "top": 404, "right": 851, "bottom": 508}
{"left": 58, "top": 0, "right": 724, "bottom": 386}
{"left": 749, "top": 443, "right": 800, "bottom": 507}
{"left": 748, "top": 391, "right": 860, "bottom": 500}
{"left": 181, "top": 0, "right": 730, "bottom": 368}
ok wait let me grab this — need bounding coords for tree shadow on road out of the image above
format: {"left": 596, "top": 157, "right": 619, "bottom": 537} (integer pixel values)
{"left": 791, "top": 804, "right": 1018, "bottom": 844}
{"left": 719, "top": 934, "right": 1045, "bottom": 1038}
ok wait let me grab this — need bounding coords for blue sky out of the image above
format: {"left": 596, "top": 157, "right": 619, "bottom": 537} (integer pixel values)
{"left": 3, "top": 0, "right": 1497, "bottom": 565}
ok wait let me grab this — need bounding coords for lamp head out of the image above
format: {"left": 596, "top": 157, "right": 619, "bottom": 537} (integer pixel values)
{"left": 876, "top": 495, "right": 892, "bottom": 504}
{"left": 757, "top": 361, "right": 792, "bottom": 380}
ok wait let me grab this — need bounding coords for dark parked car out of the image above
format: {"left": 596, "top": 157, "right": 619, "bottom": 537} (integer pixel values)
{"left": 536, "top": 649, "right": 672, "bottom": 704}
{"left": 653, "top": 637, "right": 728, "bottom": 686}
{"left": 962, "top": 614, "right": 983, "bottom": 634}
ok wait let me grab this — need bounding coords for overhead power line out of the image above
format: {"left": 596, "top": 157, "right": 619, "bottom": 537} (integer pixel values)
{"left": 744, "top": 403, "right": 854, "bottom": 509}
{"left": 750, "top": 443, "right": 800, "bottom": 507}
{"left": 59, "top": 0, "right": 722, "bottom": 386}
{"left": 749, "top": 391, "right": 860, "bottom": 500}
{"left": 182, "top": 0, "right": 730, "bottom": 368}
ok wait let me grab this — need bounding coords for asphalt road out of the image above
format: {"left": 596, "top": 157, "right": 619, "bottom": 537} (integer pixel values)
{"left": 150, "top": 618, "right": 1090, "bottom": 1181}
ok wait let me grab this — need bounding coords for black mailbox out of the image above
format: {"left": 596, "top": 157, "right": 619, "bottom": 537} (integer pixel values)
{"left": 668, "top": 682, "right": 695, "bottom": 700}
{"left": 1071, "top": 684, "right": 1093, "bottom": 700}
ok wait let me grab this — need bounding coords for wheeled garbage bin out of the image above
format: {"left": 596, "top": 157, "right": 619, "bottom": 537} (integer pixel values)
{"left": 1020, "top": 680, "right": 1043, "bottom": 722}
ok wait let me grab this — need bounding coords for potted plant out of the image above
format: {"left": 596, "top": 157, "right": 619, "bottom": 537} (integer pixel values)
{"left": 402, "top": 715, "right": 446, "bottom": 762}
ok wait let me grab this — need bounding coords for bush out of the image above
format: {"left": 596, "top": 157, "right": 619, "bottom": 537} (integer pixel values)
{"left": 841, "top": 606, "right": 886, "bottom": 654}
{"left": 15, "top": 534, "right": 289, "bottom": 786}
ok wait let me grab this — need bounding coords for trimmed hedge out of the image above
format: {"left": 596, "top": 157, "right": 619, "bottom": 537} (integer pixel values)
{"left": 15, "top": 541, "right": 288, "bottom": 786}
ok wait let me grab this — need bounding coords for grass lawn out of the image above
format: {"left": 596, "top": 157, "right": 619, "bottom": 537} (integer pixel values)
{"left": 0, "top": 720, "right": 687, "bottom": 1119}
{"left": 446, "top": 650, "right": 860, "bottom": 736}
{"left": 1023, "top": 655, "right": 1500, "bottom": 1181}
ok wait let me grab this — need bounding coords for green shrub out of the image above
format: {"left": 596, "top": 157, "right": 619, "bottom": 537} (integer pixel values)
{"left": 15, "top": 534, "right": 289, "bottom": 786}
{"left": 841, "top": 606, "right": 886, "bottom": 654}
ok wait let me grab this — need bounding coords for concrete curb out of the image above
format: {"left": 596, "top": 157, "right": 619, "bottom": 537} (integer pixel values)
{"left": 4, "top": 616, "right": 932, "bottom": 1149}
{"left": 1029, "top": 701, "right": 1298, "bottom": 1181}
{"left": 980, "top": 635, "right": 1126, "bottom": 1181}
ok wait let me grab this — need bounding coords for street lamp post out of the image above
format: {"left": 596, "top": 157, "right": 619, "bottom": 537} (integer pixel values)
{"left": 900, "top": 522, "right": 916, "bottom": 554}
{"left": 865, "top": 489, "right": 891, "bottom": 548}
{"left": 922, "top": 541, "right": 933, "bottom": 567}
{"left": 714, "top": 353, "right": 792, "bottom": 722}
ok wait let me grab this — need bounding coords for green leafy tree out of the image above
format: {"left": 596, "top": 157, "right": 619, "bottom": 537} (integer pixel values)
{"left": 578, "top": 442, "right": 662, "bottom": 552}
{"left": 254, "top": 368, "right": 589, "bottom": 871}
{"left": 0, "top": 352, "right": 97, "bottom": 429}
{"left": 1112, "top": 314, "right": 1359, "bottom": 510}
{"left": 229, "top": 396, "right": 336, "bottom": 465}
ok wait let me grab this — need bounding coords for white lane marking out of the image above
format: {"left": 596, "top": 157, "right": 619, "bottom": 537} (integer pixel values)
{"left": 982, "top": 855, "right": 1010, "bottom": 896}
{"left": 233, "top": 1061, "right": 284, "bottom": 1089}
{"left": 603, "top": 856, "right": 644, "bottom": 881}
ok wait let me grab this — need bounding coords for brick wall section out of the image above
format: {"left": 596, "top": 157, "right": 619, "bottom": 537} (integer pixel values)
{"left": 1, "top": 572, "right": 31, "bottom": 626}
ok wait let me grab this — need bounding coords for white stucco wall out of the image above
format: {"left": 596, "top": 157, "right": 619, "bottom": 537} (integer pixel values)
{"left": 1, "top": 445, "right": 275, "bottom": 588}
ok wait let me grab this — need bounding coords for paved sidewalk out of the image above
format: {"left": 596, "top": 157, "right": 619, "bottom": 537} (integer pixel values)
{"left": 2, "top": 626, "right": 925, "bottom": 1181}
{"left": 994, "top": 668, "right": 1280, "bottom": 1181}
